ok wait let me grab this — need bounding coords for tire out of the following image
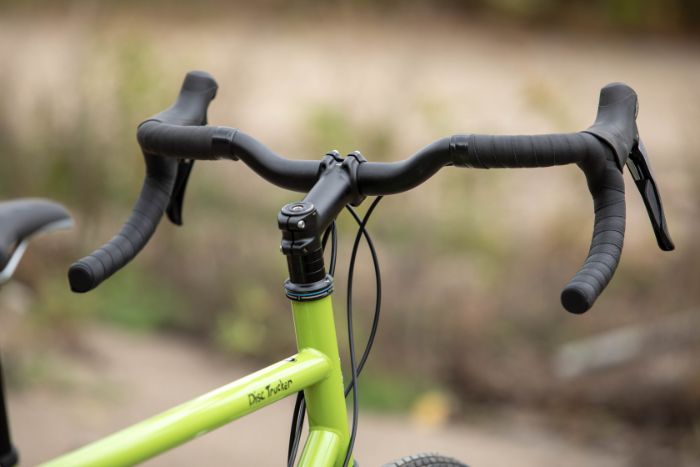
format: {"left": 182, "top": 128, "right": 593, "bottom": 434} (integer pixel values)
{"left": 382, "top": 453, "right": 469, "bottom": 467}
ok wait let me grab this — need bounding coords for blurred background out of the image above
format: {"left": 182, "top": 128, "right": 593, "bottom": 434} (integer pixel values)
{"left": 0, "top": 0, "right": 698, "bottom": 465}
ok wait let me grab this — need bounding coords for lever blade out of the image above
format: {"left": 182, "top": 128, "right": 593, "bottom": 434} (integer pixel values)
{"left": 625, "top": 139, "right": 674, "bottom": 251}
{"left": 166, "top": 159, "right": 195, "bottom": 226}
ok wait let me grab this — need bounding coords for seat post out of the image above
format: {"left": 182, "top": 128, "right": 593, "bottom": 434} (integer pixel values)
{"left": 0, "top": 353, "right": 18, "bottom": 467}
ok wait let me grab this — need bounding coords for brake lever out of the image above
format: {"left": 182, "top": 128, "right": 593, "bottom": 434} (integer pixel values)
{"left": 166, "top": 159, "right": 195, "bottom": 226}
{"left": 625, "top": 138, "right": 675, "bottom": 251}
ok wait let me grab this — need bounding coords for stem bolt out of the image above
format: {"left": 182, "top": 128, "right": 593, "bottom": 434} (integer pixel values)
{"left": 297, "top": 220, "right": 306, "bottom": 229}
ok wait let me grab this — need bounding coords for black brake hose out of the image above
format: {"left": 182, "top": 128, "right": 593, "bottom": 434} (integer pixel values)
{"left": 325, "top": 222, "right": 338, "bottom": 279}
{"left": 287, "top": 390, "right": 305, "bottom": 465}
{"left": 343, "top": 196, "right": 383, "bottom": 467}
{"left": 344, "top": 200, "right": 383, "bottom": 387}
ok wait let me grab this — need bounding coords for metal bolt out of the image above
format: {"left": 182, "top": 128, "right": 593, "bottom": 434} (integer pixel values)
{"left": 297, "top": 220, "right": 306, "bottom": 229}
{"left": 291, "top": 204, "right": 305, "bottom": 212}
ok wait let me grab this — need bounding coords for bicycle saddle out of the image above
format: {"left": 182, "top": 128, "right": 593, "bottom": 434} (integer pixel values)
{"left": 0, "top": 199, "right": 72, "bottom": 272}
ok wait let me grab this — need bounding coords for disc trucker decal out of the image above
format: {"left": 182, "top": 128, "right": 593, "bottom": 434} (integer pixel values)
{"left": 248, "top": 378, "right": 294, "bottom": 406}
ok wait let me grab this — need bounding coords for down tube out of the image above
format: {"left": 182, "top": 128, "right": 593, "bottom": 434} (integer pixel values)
{"left": 42, "top": 349, "right": 330, "bottom": 467}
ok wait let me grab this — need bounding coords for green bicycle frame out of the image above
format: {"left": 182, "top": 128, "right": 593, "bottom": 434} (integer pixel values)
{"left": 42, "top": 295, "right": 352, "bottom": 467}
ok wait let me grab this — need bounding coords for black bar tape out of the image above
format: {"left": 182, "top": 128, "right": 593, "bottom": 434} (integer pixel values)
{"left": 561, "top": 152, "right": 625, "bottom": 313}
{"left": 68, "top": 158, "right": 176, "bottom": 292}
{"left": 450, "top": 132, "right": 594, "bottom": 168}
{"left": 451, "top": 131, "right": 626, "bottom": 313}
{"left": 68, "top": 71, "right": 218, "bottom": 293}
{"left": 137, "top": 122, "right": 236, "bottom": 160}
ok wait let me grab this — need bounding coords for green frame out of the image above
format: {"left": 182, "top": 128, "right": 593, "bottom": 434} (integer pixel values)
{"left": 41, "top": 295, "right": 352, "bottom": 467}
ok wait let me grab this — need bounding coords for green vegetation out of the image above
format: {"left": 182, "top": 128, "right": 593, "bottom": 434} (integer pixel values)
{"left": 305, "top": 104, "right": 395, "bottom": 160}
{"left": 29, "top": 268, "right": 189, "bottom": 332}
{"left": 358, "top": 371, "right": 444, "bottom": 412}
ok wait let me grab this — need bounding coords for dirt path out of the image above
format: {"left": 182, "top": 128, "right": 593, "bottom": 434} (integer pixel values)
{"left": 7, "top": 326, "right": 627, "bottom": 466}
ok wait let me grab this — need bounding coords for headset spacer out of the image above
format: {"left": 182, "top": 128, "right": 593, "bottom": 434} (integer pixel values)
{"left": 284, "top": 274, "right": 334, "bottom": 301}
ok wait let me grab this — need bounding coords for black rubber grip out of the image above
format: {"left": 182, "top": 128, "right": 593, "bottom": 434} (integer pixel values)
{"left": 69, "top": 71, "right": 218, "bottom": 293}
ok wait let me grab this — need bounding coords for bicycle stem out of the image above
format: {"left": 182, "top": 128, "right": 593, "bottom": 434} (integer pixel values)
{"left": 278, "top": 150, "right": 367, "bottom": 299}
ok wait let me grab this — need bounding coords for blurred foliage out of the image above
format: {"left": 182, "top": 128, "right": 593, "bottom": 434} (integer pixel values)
{"left": 4, "top": 352, "right": 73, "bottom": 392}
{"left": 467, "top": 0, "right": 700, "bottom": 32}
{"left": 358, "top": 370, "right": 445, "bottom": 414}
{"left": 306, "top": 105, "right": 395, "bottom": 159}
{"left": 23, "top": 264, "right": 190, "bottom": 334}
{"left": 214, "top": 284, "right": 275, "bottom": 356}
{"left": 0, "top": 0, "right": 698, "bottom": 33}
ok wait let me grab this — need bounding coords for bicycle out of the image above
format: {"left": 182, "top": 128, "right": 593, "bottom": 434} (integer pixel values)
{"left": 39, "top": 70, "right": 673, "bottom": 466}
{"left": 0, "top": 199, "right": 72, "bottom": 467}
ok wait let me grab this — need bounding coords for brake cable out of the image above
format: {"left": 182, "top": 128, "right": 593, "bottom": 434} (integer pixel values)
{"left": 342, "top": 196, "right": 383, "bottom": 467}
{"left": 287, "top": 196, "right": 383, "bottom": 467}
